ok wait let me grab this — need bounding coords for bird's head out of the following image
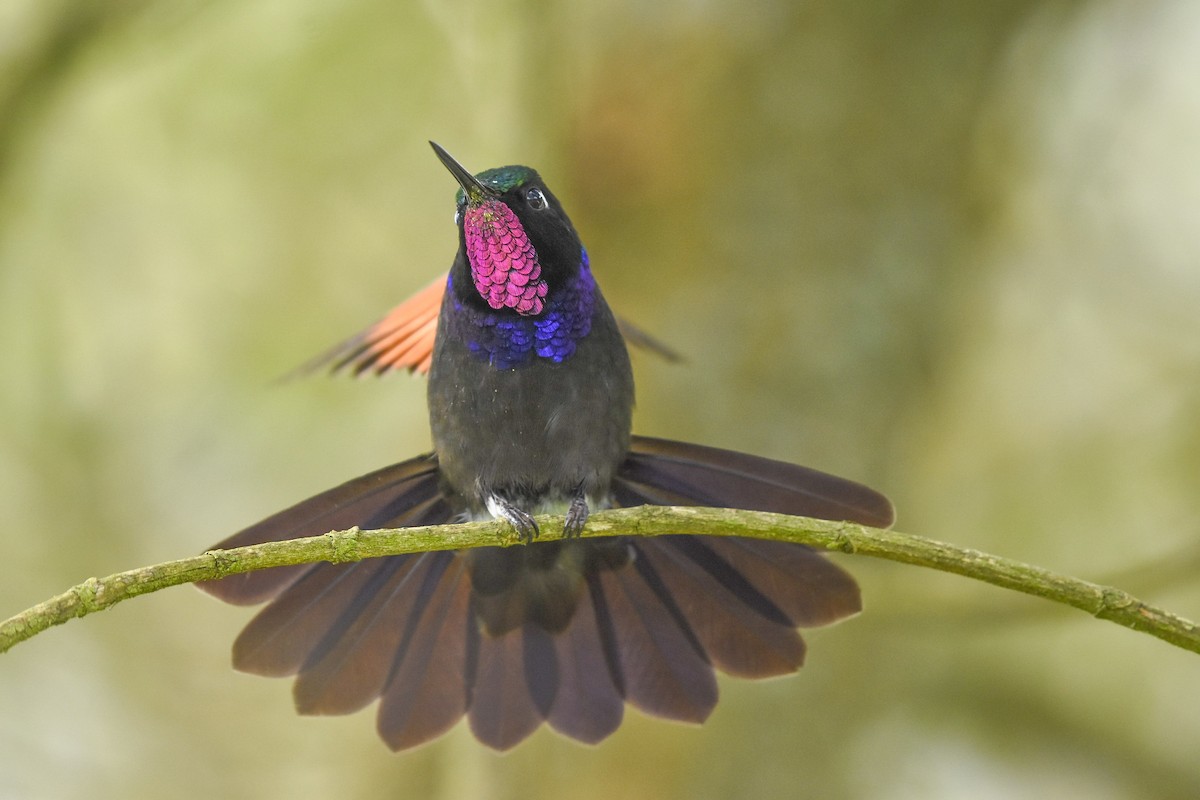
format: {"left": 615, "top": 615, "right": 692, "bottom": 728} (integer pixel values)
{"left": 431, "top": 142, "right": 584, "bottom": 316}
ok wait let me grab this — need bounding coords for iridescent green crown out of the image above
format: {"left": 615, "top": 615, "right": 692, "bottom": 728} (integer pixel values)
{"left": 455, "top": 165, "right": 535, "bottom": 205}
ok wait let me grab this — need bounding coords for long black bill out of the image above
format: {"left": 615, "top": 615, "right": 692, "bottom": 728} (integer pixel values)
{"left": 429, "top": 141, "right": 496, "bottom": 205}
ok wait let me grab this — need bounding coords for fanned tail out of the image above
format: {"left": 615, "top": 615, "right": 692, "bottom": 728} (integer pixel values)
{"left": 199, "top": 439, "right": 887, "bottom": 751}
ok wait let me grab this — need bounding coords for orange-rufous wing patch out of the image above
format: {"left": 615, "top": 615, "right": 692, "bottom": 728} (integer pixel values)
{"left": 295, "top": 274, "right": 682, "bottom": 379}
{"left": 295, "top": 275, "right": 444, "bottom": 377}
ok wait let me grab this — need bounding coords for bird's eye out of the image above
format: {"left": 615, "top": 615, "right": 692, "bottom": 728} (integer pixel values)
{"left": 525, "top": 187, "right": 547, "bottom": 210}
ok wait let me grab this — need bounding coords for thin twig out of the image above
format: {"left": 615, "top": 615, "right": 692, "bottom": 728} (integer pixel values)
{"left": 2, "top": 506, "right": 1197, "bottom": 655}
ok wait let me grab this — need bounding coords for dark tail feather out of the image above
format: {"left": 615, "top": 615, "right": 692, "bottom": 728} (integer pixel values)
{"left": 467, "top": 623, "right": 547, "bottom": 750}
{"left": 290, "top": 552, "right": 449, "bottom": 716}
{"left": 602, "top": 437, "right": 871, "bottom": 713}
{"left": 593, "top": 557, "right": 719, "bottom": 724}
{"left": 617, "top": 436, "right": 894, "bottom": 528}
{"left": 198, "top": 455, "right": 443, "bottom": 605}
{"left": 201, "top": 438, "right": 883, "bottom": 752}
{"left": 692, "top": 537, "right": 861, "bottom": 626}
{"left": 232, "top": 555, "right": 406, "bottom": 679}
{"left": 546, "top": 581, "right": 625, "bottom": 743}
{"left": 375, "top": 554, "right": 474, "bottom": 750}
{"left": 635, "top": 537, "right": 807, "bottom": 678}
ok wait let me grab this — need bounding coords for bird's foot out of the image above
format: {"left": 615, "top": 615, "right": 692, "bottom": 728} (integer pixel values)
{"left": 564, "top": 492, "right": 589, "bottom": 539}
{"left": 486, "top": 495, "right": 539, "bottom": 544}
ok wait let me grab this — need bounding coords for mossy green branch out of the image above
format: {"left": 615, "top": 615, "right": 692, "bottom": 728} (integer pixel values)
{"left": 2, "top": 506, "right": 1198, "bottom": 655}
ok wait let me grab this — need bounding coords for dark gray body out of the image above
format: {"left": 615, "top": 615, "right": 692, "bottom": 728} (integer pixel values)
{"left": 427, "top": 289, "right": 634, "bottom": 518}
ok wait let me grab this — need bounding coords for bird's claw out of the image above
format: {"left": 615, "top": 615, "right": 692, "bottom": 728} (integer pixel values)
{"left": 487, "top": 495, "right": 540, "bottom": 544}
{"left": 509, "top": 511, "right": 539, "bottom": 544}
{"left": 563, "top": 494, "right": 589, "bottom": 539}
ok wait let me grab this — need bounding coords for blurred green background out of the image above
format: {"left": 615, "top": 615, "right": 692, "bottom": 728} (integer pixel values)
{"left": 2, "top": 0, "right": 1199, "bottom": 797}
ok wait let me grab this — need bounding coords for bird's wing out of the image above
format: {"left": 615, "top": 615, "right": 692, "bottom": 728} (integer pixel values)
{"left": 615, "top": 435, "right": 895, "bottom": 529}
{"left": 293, "top": 274, "right": 681, "bottom": 378}
{"left": 197, "top": 453, "right": 446, "bottom": 605}
{"left": 294, "top": 275, "right": 445, "bottom": 378}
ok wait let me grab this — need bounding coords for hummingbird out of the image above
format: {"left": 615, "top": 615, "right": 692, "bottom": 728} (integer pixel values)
{"left": 198, "top": 143, "right": 893, "bottom": 752}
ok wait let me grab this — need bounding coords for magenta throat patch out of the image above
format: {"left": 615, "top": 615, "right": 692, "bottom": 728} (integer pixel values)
{"left": 463, "top": 200, "right": 549, "bottom": 315}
